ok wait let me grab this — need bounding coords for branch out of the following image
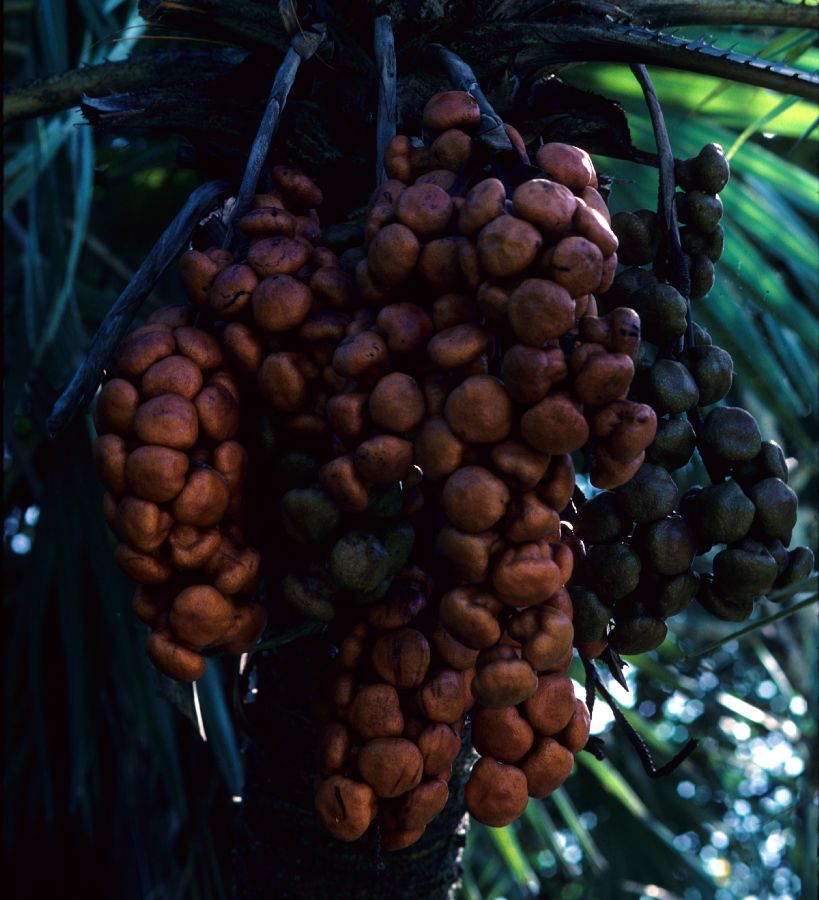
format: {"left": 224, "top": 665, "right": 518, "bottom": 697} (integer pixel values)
{"left": 47, "top": 179, "right": 230, "bottom": 437}
{"left": 374, "top": 15, "right": 397, "bottom": 186}
{"left": 222, "top": 27, "right": 325, "bottom": 248}
{"left": 3, "top": 48, "right": 247, "bottom": 125}
{"left": 627, "top": 0, "right": 819, "bottom": 29}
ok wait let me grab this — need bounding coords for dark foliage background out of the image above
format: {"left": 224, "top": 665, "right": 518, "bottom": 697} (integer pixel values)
{"left": 3, "top": 3, "right": 817, "bottom": 899}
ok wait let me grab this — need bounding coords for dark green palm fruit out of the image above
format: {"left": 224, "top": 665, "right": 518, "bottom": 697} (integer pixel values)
{"left": 281, "top": 573, "right": 337, "bottom": 621}
{"left": 675, "top": 190, "right": 723, "bottom": 233}
{"left": 645, "top": 416, "right": 696, "bottom": 470}
{"left": 697, "top": 579, "right": 754, "bottom": 622}
{"left": 651, "top": 569, "right": 700, "bottom": 618}
{"left": 682, "top": 344, "right": 733, "bottom": 407}
{"left": 732, "top": 440, "right": 789, "bottom": 487}
{"left": 340, "top": 246, "right": 366, "bottom": 275}
{"left": 684, "top": 479, "right": 755, "bottom": 547}
{"left": 616, "top": 463, "right": 678, "bottom": 523}
{"left": 328, "top": 530, "right": 391, "bottom": 593}
{"left": 281, "top": 487, "right": 341, "bottom": 543}
{"left": 568, "top": 585, "right": 612, "bottom": 643}
{"left": 774, "top": 546, "right": 815, "bottom": 592}
{"left": 367, "top": 482, "right": 404, "bottom": 518}
{"left": 675, "top": 144, "right": 730, "bottom": 194}
{"left": 630, "top": 283, "right": 688, "bottom": 345}
{"left": 701, "top": 406, "right": 762, "bottom": 462}
{"left": 688, "top": 253, "right": 715, "bottom": 299}
{"left": 605, "top": 266, "right": 657, "bottom": 308}
{"left": 611, "top": 209, "right": 659, "bottom": 266}
{"left": 633, "top": 515, "right": 697, "bottom": 575}
{"left": 608, "top": 615, "right": 668, "bottom": 654}
{"left": 648, "top": 359, "right": 700, "bottom": 414}
{"left": 574, "top": 491, "right": 632, "bottom": 544}
{"left": 692, "top": 322, "right": 712, "bottom": 345}
{"left": 713, "top": 539, "right": 778, "bottom": 600}
{"left": 381, "top": 520, "right": 415, "bottom": 576}
{"left": 681, "top": 224, "right": 724, "bottom": 263}
{"left": 765, "top": 539, "right": 789, "bottom": 577}
{"left": 746, "top": 477, "right": 798, "bottom": 544}
{"left": 277, "top": 452, "right": 320, "bottom": 485}
{"left": 582, "top": 542, "right": 642, "bottom": 601}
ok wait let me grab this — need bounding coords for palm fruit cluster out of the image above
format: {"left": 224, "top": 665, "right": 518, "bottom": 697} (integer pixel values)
{"left": 303, "top": 89, "right": 656, "bottom": 847}
{"left": 92, "top": 313, "right": 266, "bottom": 682}
{"left": 568, "top": 143, "right": 814, "bottom": 654}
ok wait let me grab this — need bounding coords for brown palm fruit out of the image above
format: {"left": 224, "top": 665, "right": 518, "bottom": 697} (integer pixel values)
{"left": 124, "top": 445, "right": 189, "bottom": 503}
{"left": 332, "top": 331, "right": 390, "bottom": 381}
{"left": 477, "top": 215, "right": 542, "bottom": 278}
{"left": 430, "top": 128, "right": 473, "bottom": 171}
{"left": 310, "top": 266, "right": 355, "bottom": 311}
{"left": 507, "top": 279, "right": 575, "bottom": 345}
{"left": 194, "top": 383, "right": 240, "bottom": 442}
{"left": 320, "top": 456, "right": 369, "bottom": 513}
{"left": 132, "top": 584, "right": 172, "bottom": 626}
{"left": 167, "top": 524, "right": 221, "bottom": 570}
{"left": 222, "top": 320, "right": 265, "bottom": 378}
{"left": 550, "top": 236, "right": 604, "bottom": 296}
{"left": 168, "top": 584, "right": 234, "bottom": 647}
{"left": 367, "top": 223, "right": 420, "bottom": 287}
{"left": 427, "top": 323, "right": 489, "bottom": 370}
{"left": 146, "top": 629, "right": 206, "bottom": 682}
{"left": 140, "top": 354, "right": 203, "bottom": 401}
{"left": 383, "top": 134, "right": 414, "bottom": 182}
{"left": 93, "top": 434, "right": 129, "bottom": 495}
{"left": 347, "top": 684, "right": 404, "bottom": 738}
{"left": 416, "top": 236, "right": 470, "bottom": 292}
{"left": 205, "top": 540, "right": 261, "bottom": 595}
{"left": 503, "top": 493, "right": 560, "bottom": 544}
{"left": 492, "top": 541, "right": 565, "bottom": 607}
{"left": 207, "top": 264, "right": 257, "bottom": 317}
{"left": 247, "top": 236, "right": 311, "bottom": 278}
{"left": 114, "top": 544, "right": 173, "bottom": 584}
{"left": 416, "top": 169, "right": 457, "bottom": 191}
{"left": 314, "top": 775, "right": 378, "bottom": 842}
{"left": 429, "top": 625, "right": 480, "bottom": 670}
{"left": 416, "top": 722, "right": 462, "bottom": 778}
{"left": 522, "top": 673, "right": 577, "bottom": 735}
{"left": 502, "top": 344, "right": 567, "bottom": 406}
{"left": 271, "top": 166, "right": 322, "bottom": 207}
{"left": 465, "top": 758, "right": 529, "bottom": 827}
{"left": 560, "top": 698, "right": 592, "bottom": 753}
{"left": 574, "top": 202, "right": 618, "bottom": 255}
{"left": 439, "top": 586, "right": 503, "bottom": 650}
{"left": 114, "top": 496, "right": 173, "bottom": 552}
{"left": 444, "top": 375, "right": 512, "bottom": 443}
{"left": 147, "top": 305, "right": 196, "bottom": 329}
{"left": 506, "top": 606, "right": 574, "bottom": 671}
{"left": 511, "top": 178, "right": 577, "bottom": 236}
{"left": 471, "top": 648, "right": 538, "bottom": 708}
{"left": 237, "top": 205, "right": 296, "bottom": 238}
{"left": 170, "top": 328, "right": 223, "bottom": 372}
{"left": 376, "top": 303, "right": 434, "bottom": 354}
{"left": 326, "top": 392, "right": 368, "bottom": 443}
{"left": 535, "top": 142, "right": 597, "bottom": 189}
{"left": 430, "top": 293, "right": 477, "bottom": 331}
{"left": 459, "top": 178, "right": 506, "bottom": 236}
{"left": 367, "top": 569, "right": 430, "bottom": 629}
{"left": 354, "top": 435, "right": 414, "bottom": 485}
{"left": 367, "top": 179, "right": 406, "bottom": 214}
{"left": 371, "top": 629, "right": 431, "bottom": 688}
{"left": 442, "top": 466, "right": 510, "bottom": 533}
{"left": 423, "top": 91, "right": 481, "bottom": 133}
{"left": 521, "top": 393, "right": 589, "bottom": 455}
{"left": 537, "top": 454, "right": 576, "bottom": 513}
{"left": 490, "top": 441, "right": 551, "bottom": 491}
{"left": 117, "top": 325, "right": 176, "bottom": 380}
{"left": 317, "top": 723, "right": 352, "bottom": 776}
{"left": 571, "top": 344, "right": 634, "bottom": 406}
{"left": 251, "top": 274, "right": 313, "bottom": 332}
{"left": 520, "top": 737, "right": 575, "bottom": 798}
{"left": 591, "top": 400, "right": 658, "bottom": 462}
{"left": 416, "top": 669, "right": 466, "bottom": 723}
{"left": 369, "top": 372, "right": 425, "bottom": 432}
{"left": 380, "top": 827, "right": 427, "bottom": 853}
{"left": 398, "top": 779, "right": 450, "bottom": 830}
{"left": 355, "top": 259, "right": 390, "bottom": 304}
{"left": 579, "top": 308, "right": 641, "bottom": 359}
{"left": 472, "top": 707, "right": 535, "bottom": 763}
{"left": 437, "top": 527, "right": 499, "bottom": 583}
{"left": 394, "top": 182, "right": 453, "bottom": 237}
{"left": 178, "top": 250, "right": 225, "bottom": 307}
{"left": 357, "top": 738, "right": 424, "bottom": 798}
{"left": 258, "top": 352, "right": 308, "bottom": 411}
{"left": 172, "top": 467, "right": 230, "bottom": 526}
{"left": 212, "top": 440, "right": 248, "bottom": 495}
{"left": 94, "top": 378, "right": 140, "bottom": 436}
{"left": 577, "top": 186, "right": 610, "bottom": 222}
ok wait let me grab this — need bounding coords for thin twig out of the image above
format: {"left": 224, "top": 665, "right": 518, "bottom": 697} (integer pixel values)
{"left": 221, "top": 28, "right": 325, "bottom": 249}
{"left": 373, "top": 15, "right": 397, "bottom": 186}
{"left": 47, "top": 179, "right": 230, "bottom": 437}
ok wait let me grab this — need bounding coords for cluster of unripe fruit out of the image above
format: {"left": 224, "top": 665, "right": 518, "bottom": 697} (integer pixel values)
{"left": 567, "top": 144, "right": 814, "bottom": 654}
